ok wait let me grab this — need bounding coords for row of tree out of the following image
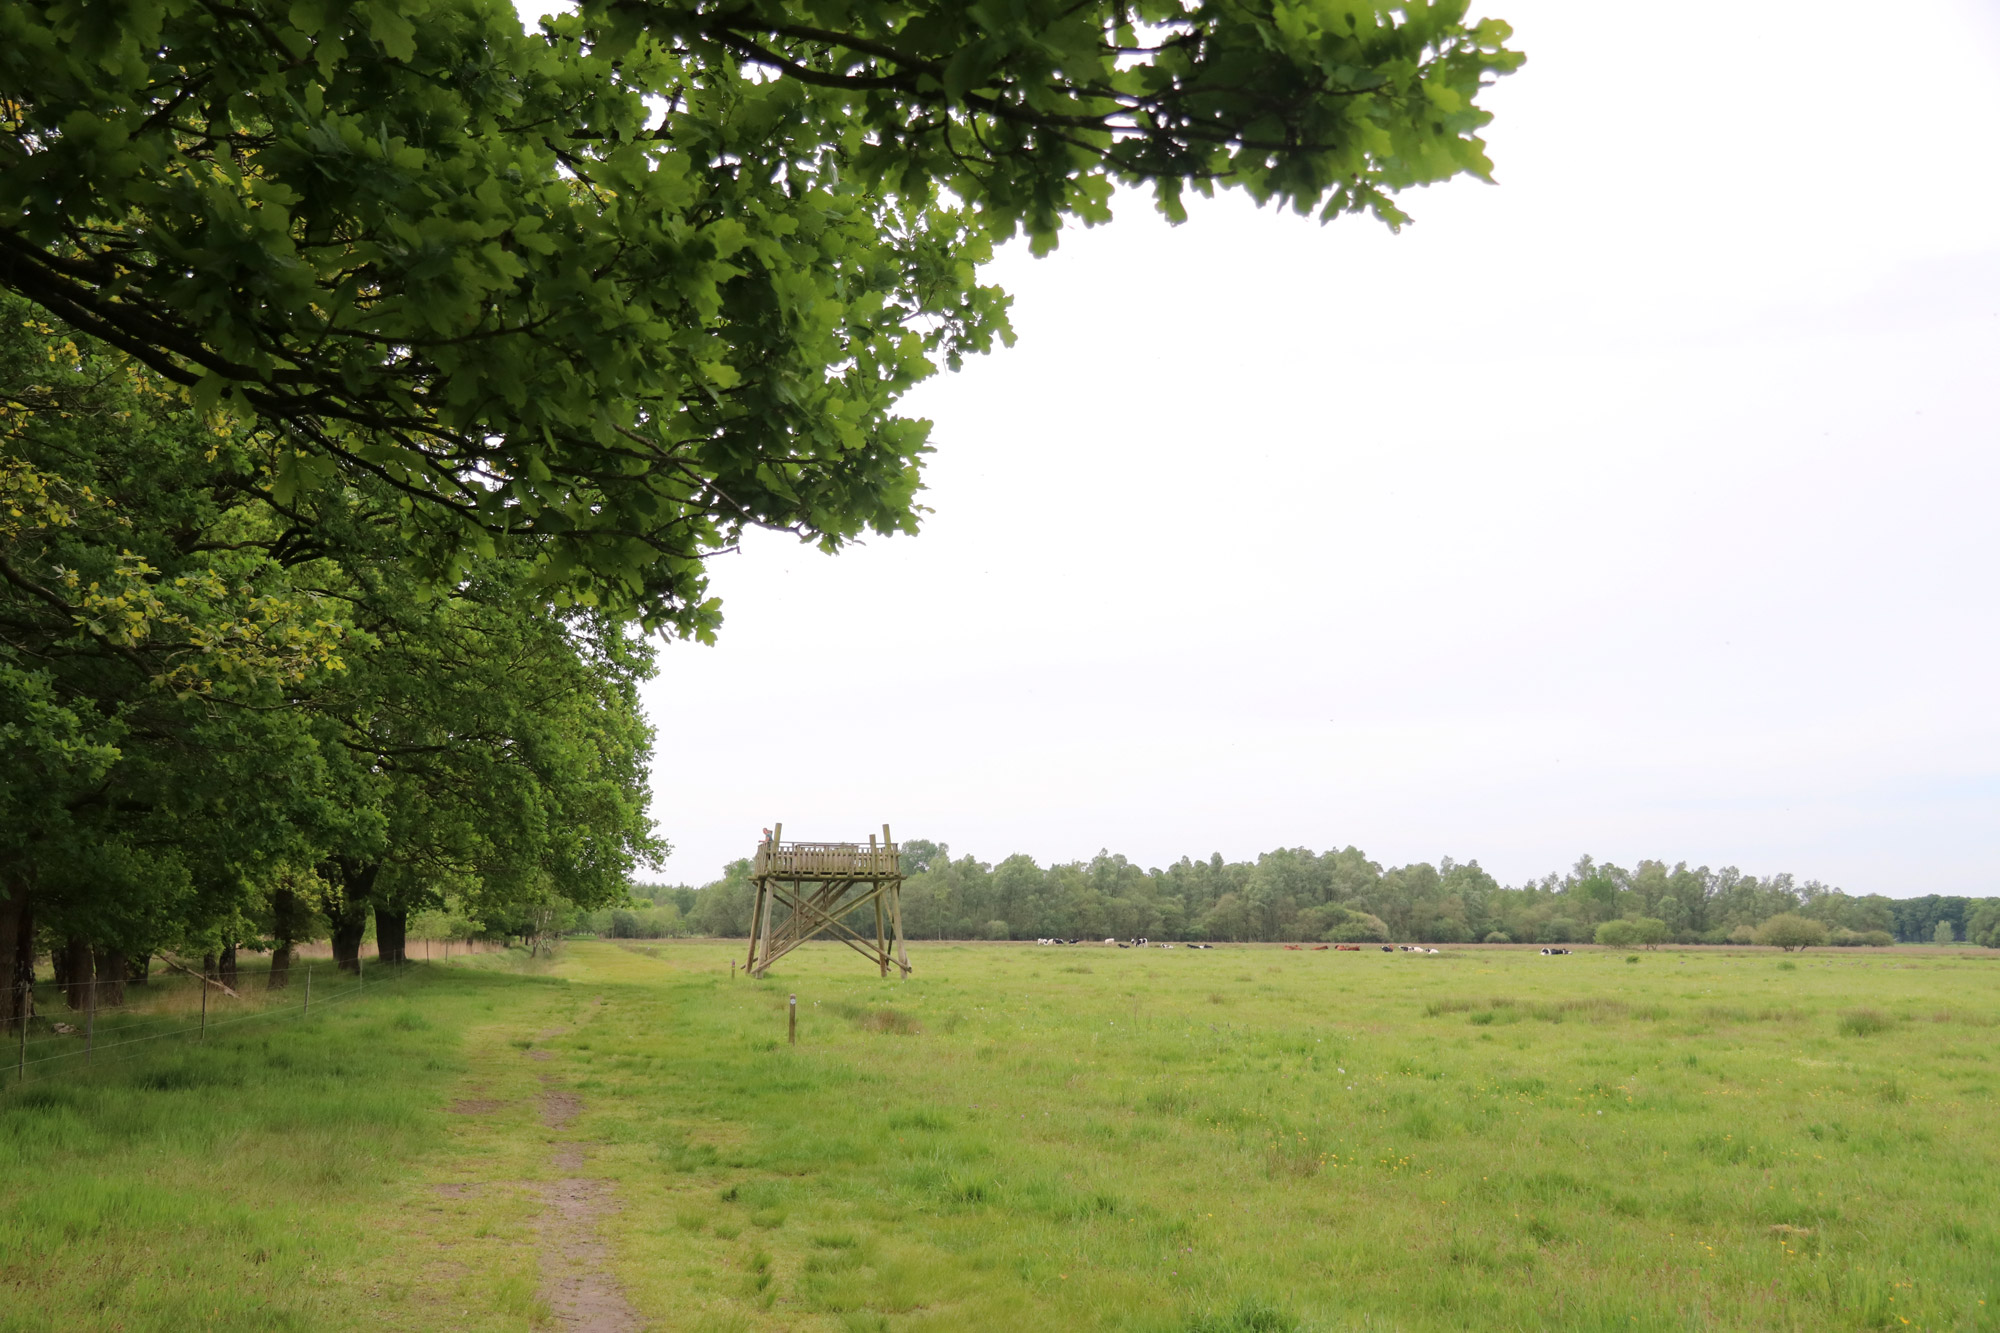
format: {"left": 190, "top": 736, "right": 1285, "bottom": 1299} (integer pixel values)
{"left": 1, "top": 295, "right": 659, "bottom": 1018}
{"left": 639, "top": 847, "right": 1997, "bottom": 946}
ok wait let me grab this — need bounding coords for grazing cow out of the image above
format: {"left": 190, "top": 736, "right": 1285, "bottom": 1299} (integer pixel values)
{"left": 1312, "top": 945, "right": 1329, "bottom": 951}
{"left": 1335, "top": 945, "right": 1361, "bottom": 951}
{"left": 1116, "top": 942, "right": 1129, "bottom": 949}
{"left": 1105, "top": 938, "right": 1117, "bottom": 946}
{"left": 1380, "top": 946, "right": 1394, "bottom": 952}
{"left": 1283, "top": 944, "right": 1302, "bottom": 951}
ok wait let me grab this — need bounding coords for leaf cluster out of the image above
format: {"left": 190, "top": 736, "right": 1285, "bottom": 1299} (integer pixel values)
{"left": 0, "top": 0, "right": 1519, "bottom": 627}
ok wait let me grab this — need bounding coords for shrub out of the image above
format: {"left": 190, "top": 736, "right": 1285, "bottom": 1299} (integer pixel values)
{"left": 1318, "top": 909, "right": 1390, "bottom": 944}
{"left": 1631, "top": 917, "right": 1670, "bottom": 948}
{"left": 1483, "top": 931, "right": 1512, "bottom": 945}
{"left": 1934, "top": 921, "right": 1956, "bottom": 945}
{"left": 1594, "top": 919, "right": 1639, "bottom": 948}
{"left": 1728, "top": 925, "right": 1759, "bottom": 945}
{"left": 1857, "top": 930, "right": 1894, "bottom": 947}
{"left": 981, "top": 920, "right": 1010, "bottom": 941}
{"left": 1755, "top": 914, "right": 1828, "bottom": 951}
{"left": 1540, "top": 918, "right": 1579, "bottom": 944}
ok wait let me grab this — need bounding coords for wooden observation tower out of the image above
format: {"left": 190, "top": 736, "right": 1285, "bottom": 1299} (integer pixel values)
{"left": 747, "top": 824, "right": 910, "bottom": 979}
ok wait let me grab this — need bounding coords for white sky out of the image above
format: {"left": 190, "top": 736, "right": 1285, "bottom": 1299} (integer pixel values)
{"left": 631, "top": 0, "right": 2000, "bottom": 895}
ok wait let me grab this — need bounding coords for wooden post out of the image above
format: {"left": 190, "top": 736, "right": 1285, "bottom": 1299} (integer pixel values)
{"left": 304, "top": 965, "right": 311, "bottom": 1015}
{"left": 874, "top": 892, "right": 888, "bottom": 977}
{"left": 85, "top": 982, "right": 94, "bottom": 1065}
{"left": 871, "top": 834, "right": 887, "bottom": 977}
{"left": 16, "top": 985, "right": 26, "bottom": 1082}
{"left": 788, "top": 993, "right": 797, "bottom": 1045}
{"left": 199, "top": 975, "right": 208, "bottom": 1041}
{"left": 755, "top": 879, "right": 775, "bottom": 977}
{"left": 887, "top": 824, "right": 910, "bottom": 978}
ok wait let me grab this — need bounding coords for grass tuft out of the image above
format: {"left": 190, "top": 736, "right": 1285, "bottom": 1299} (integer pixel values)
{"left": 1838, "top": 1007, "right": 1894, "bottom": 1036}
{"left": 1185, "top": 1297, "right": 1300, "bottom": 1332}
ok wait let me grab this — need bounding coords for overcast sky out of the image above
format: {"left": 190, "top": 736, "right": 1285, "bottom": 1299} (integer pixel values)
{"left": 631, "top": 0, "right": 2000, "bottom": 895}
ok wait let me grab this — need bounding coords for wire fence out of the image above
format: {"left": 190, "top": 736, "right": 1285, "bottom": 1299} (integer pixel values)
{"left": 4, "top": 956, "right": 442, "bottom": 1087}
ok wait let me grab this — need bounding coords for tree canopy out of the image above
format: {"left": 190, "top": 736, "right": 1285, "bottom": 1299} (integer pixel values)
{"left": 1, "top": 0, "right": 1522, "bottom": 629}
{"left": 2, "top": 292, "right": 658, "bottom": 1004}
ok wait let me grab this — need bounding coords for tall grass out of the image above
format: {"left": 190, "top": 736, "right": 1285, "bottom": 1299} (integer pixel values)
{"left": 0, "top": 956, "right": 555, "bottom": 1332}
{"left": 537, "top": 940, "right": 2000, "bottom": 1332}
{"left": 8, "top": 940, "right": 2000, "bottom": 1331}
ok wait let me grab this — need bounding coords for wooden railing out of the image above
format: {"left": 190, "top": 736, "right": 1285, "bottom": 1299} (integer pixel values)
{"left": 755, "top": 840, "right": 901, "bottom": 879}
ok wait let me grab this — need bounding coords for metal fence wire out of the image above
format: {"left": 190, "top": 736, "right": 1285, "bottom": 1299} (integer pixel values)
{"left": 6, "top": 956, "right": 437, "bottom": 1085}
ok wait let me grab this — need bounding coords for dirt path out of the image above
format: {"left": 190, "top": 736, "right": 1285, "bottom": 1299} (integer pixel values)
{"left": 534, "top": 1078, "right": 644, "bottom": 1332}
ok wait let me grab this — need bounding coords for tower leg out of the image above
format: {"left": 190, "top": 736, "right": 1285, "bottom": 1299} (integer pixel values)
{"left": 754, "top": 880, "right": 776, "bottom": 977}
{"left": 746, "top": 879, "right": 767, "bottom": 975}
{"left": 874, "top": 889, "right": 888, "bottom": 978}
{"left": 889, "top": 877, "right": 910, "bottom": 978}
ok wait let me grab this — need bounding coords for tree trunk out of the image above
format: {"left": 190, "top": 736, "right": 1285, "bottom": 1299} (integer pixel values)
{"left": 330, "top": 914, "right": 365, "bottom": 973}
{"left": 128, "top": 954, "right": 150, "bottom": 986}
{"left": 202, "top": 951, "right": 218, "bottom": 982}
{"left": 217, "top": 941, "right": 237, "bottom": 991}
{"left": 64, "top": 936, "right": 94, "bottom": 1011}
{"left": 374, "top": 905, "right": 408, "bottom": 966}
{"left": 323, "top": 858, "right": 378, "bottom": 973}
{"left": 267, "top": 885, "right": 307, "bottom": 989}
{"left": 0, "top": 885, "right": 29, "bottom": 1031}
{"left": 92, "top": 950, "right": 126, "bottom": 1007}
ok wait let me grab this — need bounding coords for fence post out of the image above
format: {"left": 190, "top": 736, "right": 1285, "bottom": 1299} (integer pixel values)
{"left": 86, "top": 982, "right": 94, "bottom": 1065}
{"left": 199, "top": 976, "right": 208, "bottom": 1042}
{"left": 788, "top": 993, "right": 797, "bottom": 1045}
{"left": 15, "top": 991, "right": 24, "bottom": 1083}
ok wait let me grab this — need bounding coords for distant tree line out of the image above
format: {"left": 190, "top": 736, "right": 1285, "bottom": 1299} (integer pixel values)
{"left": 634, "top": 846, "right": 1998, "bottom": 947}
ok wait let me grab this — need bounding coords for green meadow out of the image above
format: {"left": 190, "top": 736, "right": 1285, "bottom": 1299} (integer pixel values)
{"left": 4, "top": 940, "right": 1997, "bottom": 1332}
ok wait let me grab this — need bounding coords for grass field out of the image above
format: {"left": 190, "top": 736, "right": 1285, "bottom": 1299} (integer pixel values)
{"left": 3, "top": 940, "right": 1997, "bottom": 1332}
